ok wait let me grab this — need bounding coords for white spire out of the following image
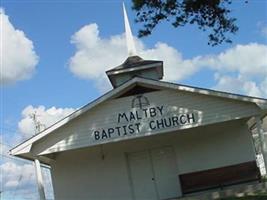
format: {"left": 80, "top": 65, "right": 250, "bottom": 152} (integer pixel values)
{"left": 123, "top": 2, "right": 137, "bottom": 56}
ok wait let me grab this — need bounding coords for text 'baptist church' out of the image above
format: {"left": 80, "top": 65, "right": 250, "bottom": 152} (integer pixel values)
{"left": 93, "top": 104, "right": 196, "bottom": 141}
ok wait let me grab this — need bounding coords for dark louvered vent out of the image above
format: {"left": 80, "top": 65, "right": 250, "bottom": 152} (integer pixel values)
{"left": 116, "top": 85, "right": 159, "bottom": 98}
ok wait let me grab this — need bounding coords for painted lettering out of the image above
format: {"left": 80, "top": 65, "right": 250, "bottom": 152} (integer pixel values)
{"left": 143, "top": 108, "right": 148, "bottom": 118}
{"left": 135, "top": 122, "right": 141, "bottom": 133}
{"left": 180, "top": 114, "right": 187, "bottom": 124}
{"left": 164, "top": 118, "right": 172, "bottom": 127}
{"left": 118, "top": 113, "right": 128, "bottom": 123}
{"left": 94, "top": 131, "right": 100, "bottom": 140}
{"left": 108, "top": 128, "right": 114, "bottom": 138}
{"left": 129, "top": 112, "right": 136, "bottom": 121}
{"left": 122, "top": 125, "right": 128, "bottom": 135}
{"left": 149, "top": 120, "right": 156, "bottom": 130}
{"left": 156, "top": 119, "right": 164, "bottom": 129}
{"left": 149, "top": 107, "right": 157, "bottom": 117}
{"left": 157, "top": 106, "right": 164, "bottom": 116}
{"left": 93, "top": 105, "right": 197, "bottom": 142}
{"left": 135, "top": 110, "right": 142, "bottom": 120}
{"left": 115, "top": 126, "right": 121, "bottom": 136}
{"left": 172, "top": 116, "right": 179, "bottom": 126}
{"left": 101, "top": 130, "right": 108, "bottom": 139}
{"left": 187, "top": 113, "right": 195, "bottom": 123}
{"left": 128, "top": 124, "right": 135, "bottom": 134}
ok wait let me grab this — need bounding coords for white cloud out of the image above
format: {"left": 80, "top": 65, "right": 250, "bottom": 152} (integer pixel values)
{"left": 0, "top": 8, "right": 39, "bottom": 85}
{"left": 0, "top": 159, "right": 54, "bottom": 199}
{"left": 69, "top": 24, "right": 128, "bottom": 91}
{"left": 1, "top": 134, "right": 54, "bottom": 199}
{"left": 18, "top": 105, "right": 75, "bottom": 138}
{"left": 0, "top": 159, "right": 44, "bottom": 199}
{"left": 69, "top": 24, "right": 127, "bottom": 78}
{"left": 214, "top": 74, "right": 263, "bottom": 97}
{"left": 69, "top": 23, "right": 267, "bottom": 98}
{"left": 0, "top": 105, "right": 73, "bottom": 199}
{"left": 140, "top": 42, "right": 200, "bottom": 82}
{"left": 201, "top": 43, "right": 267, "bottom": 77}
{"left": 202, "top": 43, "right": 267, "bottom": 98}
{"left": 69, "top": 23, "right": 200, "bottom": 91}
{"left": 259, "top": 78, "right": 267, "bottom": 97}
{"left": 0, "top": 161, "right": 35, "bottom": 188}
{"left": 0, "top": 105, "right": 74, "bottom": 199}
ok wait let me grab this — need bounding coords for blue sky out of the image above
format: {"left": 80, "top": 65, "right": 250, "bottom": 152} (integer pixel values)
{"left": 1, "top": 0, "right": 267, "bottom": 199}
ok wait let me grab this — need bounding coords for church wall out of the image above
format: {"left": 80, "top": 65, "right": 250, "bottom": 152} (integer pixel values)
{"left": 32, "top": 89, "right": 260, "bottom": 156}
{"left": 50, "top": 119, "right": 255, "bottom": 200}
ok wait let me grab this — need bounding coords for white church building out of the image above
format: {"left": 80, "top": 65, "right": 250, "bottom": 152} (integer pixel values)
{"left": 10, "top": 5, "right": 267, "bottom": 200}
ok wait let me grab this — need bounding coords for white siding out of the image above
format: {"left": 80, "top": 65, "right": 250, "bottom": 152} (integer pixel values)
{"left": 32, "top": 89, "right": 260, "bottom": 155}
{"left": 51, "top": 119, "right": 255, "bottom": 200}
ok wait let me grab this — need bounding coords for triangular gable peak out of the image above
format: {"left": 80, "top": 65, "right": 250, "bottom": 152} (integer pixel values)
{"left": 115, "top": 84, "right": 160, "bottom": 98}
{"left": 10, "top": 77, "right": 267, "bottom": 163}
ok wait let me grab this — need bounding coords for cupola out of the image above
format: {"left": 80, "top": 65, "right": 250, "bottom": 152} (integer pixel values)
{"left": 106, "top": 3, "right": 164, "bottom": 88}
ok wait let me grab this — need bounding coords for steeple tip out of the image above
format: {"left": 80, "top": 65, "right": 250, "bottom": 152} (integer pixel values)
{"left": 123, "top": 2, "right": 137, "bottom": 57}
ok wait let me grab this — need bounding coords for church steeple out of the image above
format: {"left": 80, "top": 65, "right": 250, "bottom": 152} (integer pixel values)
{"left": 106, "top": 3, "right": 164, "bottom": 88}
{"left": 123, "top": 2, "right": 137, "bottom": 56}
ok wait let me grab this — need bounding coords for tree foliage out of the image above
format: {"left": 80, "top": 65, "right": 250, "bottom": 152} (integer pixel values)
{"left": 132, "top": 0, "right": 243, "bottom": 46}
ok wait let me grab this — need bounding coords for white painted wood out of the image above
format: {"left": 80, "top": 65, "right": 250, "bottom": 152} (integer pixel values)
{"left": 137, "top": 78, "right": 267, "bottom": 104}
{"left": 10, "top": 77, "right": 136, "bottom": 156}
{"left": 34, "top": 159, "right": 46, "bottom": 200}
{"left": 11, "top": 77, "right": 267, "bottom": 158}
{"left": 32, "top": 89, "right": 261, "bottom": 155}
{"left": 128, "top": 147, "right": 181, "bottom": 200}
{"left": 123, "top": 2, "right": 136, "bottom": 56}
{"left": 50, "top": 120, "right": 255, "bottom": 200}
{"left": 151, "top": 147, "right": 180, "bottom": 199}
{"left": 128, "top": 151, "right": 158, "bottom": 200}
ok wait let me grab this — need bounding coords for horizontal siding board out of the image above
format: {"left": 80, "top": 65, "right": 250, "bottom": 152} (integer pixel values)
{"left": 56, "top": 108, "right": 256, "bottom": 127}
{"left": 32, "top": 90, "right": 261, "bottom": 155}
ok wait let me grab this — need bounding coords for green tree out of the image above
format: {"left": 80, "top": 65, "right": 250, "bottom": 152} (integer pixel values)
{"left": 132, "top": 0, "right": 246, "bottom": 46}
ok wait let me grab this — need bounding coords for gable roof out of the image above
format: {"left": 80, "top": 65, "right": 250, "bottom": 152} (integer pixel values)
{"left": 106, "top": 56, "right": 164, "bottom": 88}
{"left": 106, "top": 56, "right": 162, "bottom": 73}
{"left": 10, "top": 77, "right": 267, "bottom": 158}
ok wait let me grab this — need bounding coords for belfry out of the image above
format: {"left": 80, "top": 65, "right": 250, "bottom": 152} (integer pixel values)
{"left": 10, "top": 3, "right": 267, "bottom": 200}
{"left": 106, "top": 3, "right": 163, "bottom": 89}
